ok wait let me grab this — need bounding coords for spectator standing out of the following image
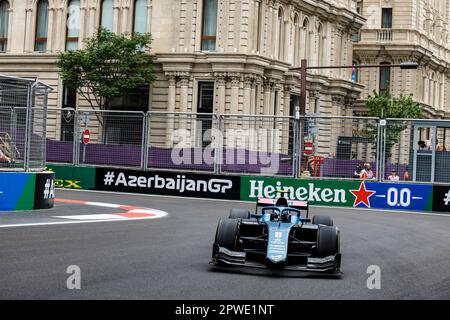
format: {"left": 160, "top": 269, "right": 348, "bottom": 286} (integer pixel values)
{"left": 436, "top": 139, "right": 446, "bottom": 151}
{"left": 418, "top": 140, "right": 431, "bottom": 150}
{"left": 403, "top": 169, "right": 410, "bottom": 181}
{"left": 360, "top": 163, "right": 375, "bottom": 179}
{"left": 353, "top": 163, "right": 363, "bottom": 179}
{"left": 388, "top": 169, "right": 400, "bottom": 182}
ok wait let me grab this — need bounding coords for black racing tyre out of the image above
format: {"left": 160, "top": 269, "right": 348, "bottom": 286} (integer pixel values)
{"left": 214, "top": 218, "right": 240, "bottom": 251}
{"left": 317, "top": 225, "right": 340, "bottom": 258}
{"left": 229, "top": 208, "right": 251, "bottom": 219}
{"left": 312, "top": 215, "right": 334, "bottom": 226}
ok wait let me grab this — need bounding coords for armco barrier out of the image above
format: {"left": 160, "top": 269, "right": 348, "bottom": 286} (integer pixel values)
{"left": 48, "top": 165, "right": 450, "bottom": 214}
{"left": 432, "top": 185, "right": 450, "bottom": 212}
{"left": 0, "top": 171, "right": 55, "bottom": 211}
{"left": 47, "top": 164, "right": 96, "bottom": 190}
{"left": 241, "top": 176, "right": 435, "bottom": 212}
{"left": 95, "top": 167, "right": 241, "bottom": 200}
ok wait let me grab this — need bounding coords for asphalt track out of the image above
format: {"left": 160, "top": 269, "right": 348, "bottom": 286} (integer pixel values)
{"left": 0, "top": 189, "right": 449, "bottom": 299}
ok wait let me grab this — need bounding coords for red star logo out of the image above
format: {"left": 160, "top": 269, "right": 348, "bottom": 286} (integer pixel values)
{"left": 350, "top": 182, "right": 376, "bottom": 208}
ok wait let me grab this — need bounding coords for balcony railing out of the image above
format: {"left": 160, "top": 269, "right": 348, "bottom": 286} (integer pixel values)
{"left": 377, "top": 29, "right": 393, "bottom": 41}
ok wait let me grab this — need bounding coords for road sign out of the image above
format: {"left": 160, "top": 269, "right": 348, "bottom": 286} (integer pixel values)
{"left": 304, "top": 140, "right": 314, "bottom": 155}
{"left": 82, "top": 129, "right": 90, "bottom": 144}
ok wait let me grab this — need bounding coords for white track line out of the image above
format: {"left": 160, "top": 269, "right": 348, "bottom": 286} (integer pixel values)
{"left": 58, "top": 188, "right": 450, "bottom": 218}
{"left": 0, "top": 217, "right": 162, "bottom": 228}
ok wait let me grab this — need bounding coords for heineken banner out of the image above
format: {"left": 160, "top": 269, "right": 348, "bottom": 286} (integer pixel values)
{"left": 241, "top": 176, "right": 434, "bottom": 212}
{"left": 364, "top": 182, "right": 433, "bottom": 212}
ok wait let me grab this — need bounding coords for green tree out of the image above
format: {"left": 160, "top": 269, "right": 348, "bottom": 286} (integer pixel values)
{"left": 57, "top": 28, "right": 156, "bottom": 112}
{"left": 364, "top": 90, "right": 423, "bottom": 158}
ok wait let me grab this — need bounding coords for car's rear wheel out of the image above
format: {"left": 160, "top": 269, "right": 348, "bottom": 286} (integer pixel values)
{"left": 229, "top": 208, "right": 251, "bottom": 219}
{"left": 313, "top": 215, "right": 334, "bottom": 226}
{"left": 214, "top": 218, "right": 240, "bottom": 251}
{"left": 317, "top": 225, "right": 340, "bottom": 258}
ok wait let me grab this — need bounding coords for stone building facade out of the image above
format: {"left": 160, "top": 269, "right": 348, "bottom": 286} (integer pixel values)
{"left": 354, "top": 0, "right": 450, "bottom": 118}
{"left": 353, "top": 0, "right": 450, "bottom": 164}
{"left": 0, "top": 0, "right": 365, "bottom": 153}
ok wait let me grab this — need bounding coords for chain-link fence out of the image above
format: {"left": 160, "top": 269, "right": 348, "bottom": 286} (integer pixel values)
{"left": 44, "top": 108, "right": 450, "bottom": 184}
{"left": 302, "top": 116, "right": 379, "bottom": 180}
{"left": 220, "top": 115, "right": 296, "bottom": 176}
{"left": 146, "top": 112, "right": 217, "bottom": 172}
{"left": 382, "top": 118, "right": 450, "bottom": 184}
{"left": 0, "top": 75, "right": 52, "bottom": 171}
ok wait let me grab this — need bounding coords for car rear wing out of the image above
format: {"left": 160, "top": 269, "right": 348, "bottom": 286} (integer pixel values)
{"left": 256, "top": 197, "right": 309, "bottom": 217}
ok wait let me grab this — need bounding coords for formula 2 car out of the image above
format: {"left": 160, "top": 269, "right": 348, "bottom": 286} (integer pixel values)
{"left": 211, "top": 193, "right": 341, "bottom": 273}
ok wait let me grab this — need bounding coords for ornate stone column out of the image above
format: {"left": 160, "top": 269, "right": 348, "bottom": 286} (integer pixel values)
{"left": 113, "top": 2, "right": 120, "bottom": 33}
{"left": 243, "top": 75, "right": 254, "bottom": 114}
{"left": 214, "top": 73, "right": 227, "bottom": 115}
{"left": 6, "top": 7, "right": 13, "bottom": 53}
{"left": 88, "top": 5, "right": 96, "bottom": 37}
{"left": 263, "top": 79, "right": 272, "bottom": 115}
{"left": 79, "top": 3, "right": 87, "bottom": 48}
{"left": 24, "top": 7, "right": 33, "bottom": 52}
{"left": 230, "top": 73, "right": 241, "bottom": 114}
{"left": 122, "top": 1, "right": 130, "bottom": 34}
{"left": 179, "top": 73, "right": 190, "bottom": 133}
{"left": 165, "top": 73, "right": 177, "bottom": 146}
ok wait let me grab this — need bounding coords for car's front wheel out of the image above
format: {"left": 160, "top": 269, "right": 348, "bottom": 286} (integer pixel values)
{"left": 213, "top": 218, "right": 240, "bottom": 256}
{"left": 317, "top": 225, "right": 340, "bottom": 258}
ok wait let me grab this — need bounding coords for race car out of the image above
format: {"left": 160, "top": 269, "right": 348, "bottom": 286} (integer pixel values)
{"left": 211, "top": 193, "right": 341, "bottom": 273}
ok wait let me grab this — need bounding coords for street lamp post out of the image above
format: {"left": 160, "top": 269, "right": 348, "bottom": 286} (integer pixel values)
{"left": 290, "top": 59, "right": 419, "bottom": 178}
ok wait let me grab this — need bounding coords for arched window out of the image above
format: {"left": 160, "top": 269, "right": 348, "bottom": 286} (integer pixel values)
{"left": 0, "top": 0, "right": 9, "bottom": 52}
{"left": 201, "top": 0, "right": 218, "bottom": 50}
{"left": 379, "top": 62, "right": 391, "bottom": 95}
{"left": 133, "top": 0, "right": 147, "bottom": 34}
{"left": 293, "top": 14, "right": 299, "bottom": 65}
{"left": 66, "top": 0, "right": 80, "bottom": 50}
{"left": 302, "top": 18, "right": 309, "bottom": 60}
{"left": 35, "top": 0, "right": 49, "bottom": 52}
{"left": 277, "top": 7, "right": 284, "bottom": 60}
{"left": 317, "top": 23, "right": 323, "bottom": 66}
{"left": 100, "top": 0, "right": 113, "bottom": 31}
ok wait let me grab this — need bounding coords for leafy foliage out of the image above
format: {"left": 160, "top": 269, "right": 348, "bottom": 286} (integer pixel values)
{"left": 57, "top": 28, "right": 156, "bottom": 110}
{"left": 364, "top": 90, "right": 423, "bottom": 158}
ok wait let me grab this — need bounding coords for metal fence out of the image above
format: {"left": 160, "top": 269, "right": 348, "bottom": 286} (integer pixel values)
{"left": 44, "top": 108, "right": 450, "bottom": 184}
{"left": 0, "top": 75, "right": 52, "bottom": 171}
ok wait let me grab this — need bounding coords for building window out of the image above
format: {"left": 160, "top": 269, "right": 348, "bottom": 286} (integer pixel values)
{"left": 35, "top": 0, "right": 49, "bottom": 52}
{"left": 197, "top": 82, "right": 214, "bottom": 147}
{"left": 0, "top": 0, "right": 9, "bottom": 52}
{"left": 317, "top": 23, "right": 323, "bottom": 67}
{"left": 379, "top": 62, "right": 391, "bottom": 95}
{"left": 277, "top": 7, "right": 284, "bottom": 60}
{"left": 293, "top": 14, "right": 299, "bottom": 65}
{"left": 100, "top": 0, "right": 113, "bottom": 31}
{"left": 256, "top": 1, "right": 262, "bottom": 52}
{"left": 66, "top": 0, "right": 80, "bottom": 51}
{"left": 302, "top": 18, "right": 309, "bottom": 60}
{"left": 352, "top": 61, "right": 358, "bottom": 82}
{"left": 61, "top": 85, "right": 77, "bottom": 141}
{"left": 381, "top": 8, "right": 392, "bottom": 28}
{"left": 104, "top": 85, "right": 149, "bottom": 144}
{"left": 289, "top": 95, "right": 299, "bottom": 154}
{"left": 356, "top": 1, "right": 363, "bottom": 14}
{"left": 201, "top": 0, "right": 218, "bottom": 51}
{"left": 133, "top": 0, "right": 147, "bottom": 34}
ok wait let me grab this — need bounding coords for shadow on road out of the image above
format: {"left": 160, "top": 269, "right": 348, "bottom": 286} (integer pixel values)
{"left": 207, "top": 265, "right": 343, "bottom": 280}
